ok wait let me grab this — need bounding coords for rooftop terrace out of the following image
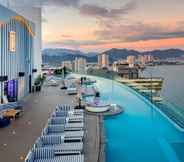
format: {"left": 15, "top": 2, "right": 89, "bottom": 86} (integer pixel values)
{"left": 0, "top": 84, "right": 101, "bottom": 162}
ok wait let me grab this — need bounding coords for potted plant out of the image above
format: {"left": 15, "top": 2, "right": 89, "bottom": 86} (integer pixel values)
{"left": 34, "top": 75, "right": 45, "bottom": 92}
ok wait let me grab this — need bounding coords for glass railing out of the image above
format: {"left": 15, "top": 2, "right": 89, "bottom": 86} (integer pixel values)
{"left": 123, "top": 83, "right": 184, "bottom": 129}
{"left": 75, "top": 73, "right": 184, "bottom": 130}
{"left": 156, "top": 100, "right": 184, "bottom": 129}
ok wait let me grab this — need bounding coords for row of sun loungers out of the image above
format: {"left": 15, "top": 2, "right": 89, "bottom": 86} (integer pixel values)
{"left": 25, "top": 105, "right": 85, "bottom": 162}
{"left": 56, "top": 105, "right": 84, "bottom": 114}
{"left": 26, "top": 148, "right": 84, "bottom": 162}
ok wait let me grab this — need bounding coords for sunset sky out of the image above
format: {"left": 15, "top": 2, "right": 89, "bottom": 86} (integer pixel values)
{"left": 40, "top": 0, "right": 184, "bottom": 52}
{"left": 5, "top": 0, "right": 184, "bottom": 52}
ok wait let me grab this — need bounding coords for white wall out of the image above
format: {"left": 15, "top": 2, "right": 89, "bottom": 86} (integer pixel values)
{"left": 11, "top": 7, "right": 42, "bottom": 79}
{"left": 0, "top": 1, "right": 42, "bottom": 80}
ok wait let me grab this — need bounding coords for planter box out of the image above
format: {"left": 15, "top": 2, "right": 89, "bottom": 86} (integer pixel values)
{"left": 0, "top": 117, "right": 11, "bottom": 128}
{"left": 35, "top": 85, "right": 41, "bottom": 92}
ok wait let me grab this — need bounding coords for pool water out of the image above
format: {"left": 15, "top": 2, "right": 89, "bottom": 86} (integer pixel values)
{"left": 71, "top": 74, "right": 184, "bottom": 162}
{"left": 92, "top": 76, "right": 184, "bottom": 162}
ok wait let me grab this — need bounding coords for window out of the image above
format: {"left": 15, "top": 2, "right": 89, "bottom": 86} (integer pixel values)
{"left": 9, "top": 31, "right": 16, "bottom": 52}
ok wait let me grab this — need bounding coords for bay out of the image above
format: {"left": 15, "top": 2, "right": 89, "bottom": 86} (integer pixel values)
{"left": 141, "top": 65, "right": 184, "bottom": 109}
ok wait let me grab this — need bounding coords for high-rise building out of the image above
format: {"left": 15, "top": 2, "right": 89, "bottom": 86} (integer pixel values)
{"left": 138, "top": 55, "right": 145, "bottom": 65}
{"left": 62, "top": 61, "right": 73, "bottom": 71}
{"left": 147, "top": 55, "right": 154, "bottom": 62}
{"left": 138, "top": 55, "right": 154, "bottom": 65}
{"left": 127, "top": 55, "right": 135, "bottom": 67}
{"left": 74, "top": 58, "right": 87, "bottom": 74}
{"left": 0, "top": 4, "right": 35, "bottom": 103}
{"left": 98, "top": 53, "right": 109, "bottom": 68}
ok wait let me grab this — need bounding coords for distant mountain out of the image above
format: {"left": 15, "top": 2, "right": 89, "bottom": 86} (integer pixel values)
{"left": 102, "top": 48, "right": 140, "bottom": 63}
{"left": 142, "top": 49, "right": 184, "bottom": 59}
{"left": 42, "top": 48, "right": 98, "bottom": 64}
{"left": 42, "top": 48, "right": 184, "bottom": 65}
{"left": 102, "top": 48, "right": 184, "bottom": 62}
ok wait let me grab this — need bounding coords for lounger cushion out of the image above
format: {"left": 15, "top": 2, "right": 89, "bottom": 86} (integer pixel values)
{"left": 33, "top": 148, "right": 55, "bottom": 159}
{"left": 41, "top": 142, "right": 83, "bottom": 151}
{"left": 48, "top": 117, "right": 66, "bottom": 125}
{"left": 34, "top": 155, "right": 84, "bottom": 162}
{"left": 37, "top": 135, "right": 65, "bottom": 146}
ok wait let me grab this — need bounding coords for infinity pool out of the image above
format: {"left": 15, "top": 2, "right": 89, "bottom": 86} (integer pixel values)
{"left": 89, "top": 76, "right": 184, "bottom": 162}
{"left": 71, "top": 74, "right": 184, "bottom": 162}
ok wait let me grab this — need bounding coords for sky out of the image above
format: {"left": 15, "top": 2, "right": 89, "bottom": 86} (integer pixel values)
{"left": 3, "top": 0, "right": 184, "bottom": 52}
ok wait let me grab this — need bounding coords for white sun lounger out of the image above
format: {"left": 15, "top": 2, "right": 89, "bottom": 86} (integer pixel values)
{"left": 52, "top": 111, "right": 84, "bottom": 118}
{"left": 25, "top": 148, "right": 84, "bottom": 162}
{"left": 48, "top": 117, "right": 66, "bottom": 125}
{"left": 46, "top": 123, "right": 84, "bottom": 131}
{"left": 56, "top": 105, "right": 84, "bottom": 114}
{"left": 35, "top": 136, "right": 83, "bottom": 152}
{"left": 48, "top": 116, "right": 83, "bottom": 125}
{"left": 52, "top": 112, "right": 84, "bottom": 123}
{"left": 65, "top": 123, "right": 84, "bottom": 131}
{"left": 43, "top": 125, "right": 84, "bottom": 138}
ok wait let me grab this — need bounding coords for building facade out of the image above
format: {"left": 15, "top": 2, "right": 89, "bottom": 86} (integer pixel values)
{"left": 0, "top": 4, "right": 35, "bottom": 102}
{"left": 74, "top": 58, "right": 86, "bottom": 74}
{"left": 98, "top": 53, "right": 109, "bottom": 68}
{"left": 0, "top": 0, "right": 42, "bottom": 80}
{"left": 11, "top": 7, "right": 42, "bottom": 80}
{"left": 62, "top": 61, "right": 73, "bottom": 71}
{"left": 113, "top": 62, "right": 139, "bottom": 79}
{"left": 138, "top": 55, "right": 154, "bottom": 66}
{"left": 127, "top": 55, "right": 135, "bottom": 67}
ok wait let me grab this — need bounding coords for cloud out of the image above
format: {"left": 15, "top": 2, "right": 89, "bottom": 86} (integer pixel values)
{"left": 79, "top": 1, "right": 136, "bottom": 18}
{"left": 44, "top": 21, "right": 184, "bottom": 50}
{"left": 94, "top": 21, "right": 184, "bottom": 42}
{"left": 45, "top": 39, "right": 106, "bottom": 48}
{"left": 79, "top": 4, "right": 110, "bottom": 18}
{"left": 8, "top": 0, "right": 80, "bottom": 7}
{"left": 42, "top": 0, "right": 80, "bottom": 7}
{"left": 127, "top": 31, "right": 184, "bottom": 42}
{"left": 61, "top": 34, "right": 73, "bottom": 38}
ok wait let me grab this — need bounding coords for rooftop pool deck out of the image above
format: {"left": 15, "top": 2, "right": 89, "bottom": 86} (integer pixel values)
{"left": 73, "top": 74, "right": 184, "bottom": 162}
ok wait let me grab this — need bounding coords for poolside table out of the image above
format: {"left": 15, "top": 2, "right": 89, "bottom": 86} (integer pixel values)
{"left": 3, "top": 109, "right": 22, "bottom": 120}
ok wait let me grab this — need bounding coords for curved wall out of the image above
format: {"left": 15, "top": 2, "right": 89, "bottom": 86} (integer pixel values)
{"left": 0, "top": 4, "right": 34, "bottom": 100}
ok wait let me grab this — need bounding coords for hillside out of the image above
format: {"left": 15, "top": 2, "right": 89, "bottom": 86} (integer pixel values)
{"left": 42, "top": 48, "right": 184, "bottom": 64}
